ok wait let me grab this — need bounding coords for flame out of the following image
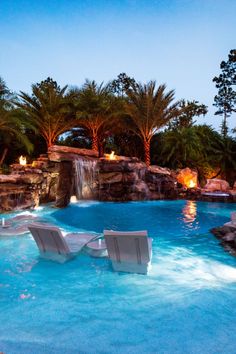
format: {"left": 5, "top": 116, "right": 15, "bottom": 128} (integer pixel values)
{"left": 109, "top": 151, "right": 115, "bottom": 160}
{"left": 176, "top": 168, "right": 198, "bottom": 189}
{"left": 105, "top": 151, "right": 117, "bottom": 160}
{"left": 189, "top": 179, "right": 196, "bottom": 188}
{"left": 19, "top": 156, "right": 27, "bottom": 166}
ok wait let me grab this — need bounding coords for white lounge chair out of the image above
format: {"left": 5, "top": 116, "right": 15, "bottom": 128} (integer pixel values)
{"left": 28, "top": 223, "right": 98, "bottom": 263}
{"left": 10, "top": 214, "right": 37, "bottom": 222}
{"left": 0, "top": 214, "right": 38, "bottom": 236}
{"left": 224, "top": 212, "right": 236, "bottom": 228}
{"left": 104, "top": 230, "right": 152, "bottom": 274}
{"left": 0, "top": 224, "right": 31, "bottom": 236}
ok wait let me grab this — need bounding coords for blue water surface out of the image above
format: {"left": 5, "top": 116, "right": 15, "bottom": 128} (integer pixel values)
{"left": 0, "top": 200, "right": 236, "bottom": 354}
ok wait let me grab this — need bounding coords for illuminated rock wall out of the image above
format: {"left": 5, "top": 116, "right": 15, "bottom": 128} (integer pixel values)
{"left": 0, "top": 159, "right": 58, "bottom": 212}
{"left": 1, "top": 145, "right": 235, "bottom": 212}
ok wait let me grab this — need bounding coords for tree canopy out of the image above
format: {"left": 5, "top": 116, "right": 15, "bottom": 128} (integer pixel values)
{"left": 124, "top": 81, "right": 180, "bottom": 166}
{"left": 0, "top": 57, "right": 236, "bottom": 184}
{"left": 16, "top": 77, "right": 77, "bottom": 148}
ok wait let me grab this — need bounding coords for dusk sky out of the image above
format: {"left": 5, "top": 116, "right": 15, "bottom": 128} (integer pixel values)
{"left": 1, "top": 0, "right": 235, "bottom": 130}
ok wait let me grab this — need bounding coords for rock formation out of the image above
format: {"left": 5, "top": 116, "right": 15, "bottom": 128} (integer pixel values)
{"left": 211, "top": 225, "right": 236, "bottom": 256}
{"left": 0, "top": 156, "right": 58, "bottom": 211}
{"left": 97, "top": 157, "right": 177, "bottom": 201}
{"left": 0, "top": 145, "right": 235, "bottom": 212}
{"left": 203, "top": 178, "right": 230, "bottom": 192}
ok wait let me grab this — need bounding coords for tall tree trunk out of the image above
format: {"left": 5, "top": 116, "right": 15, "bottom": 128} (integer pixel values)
{"left": 92, "top": 133, "right": 99, "bottom": 152}
{"left": 144, "top": 140, "right": 150, "bottom": 167}
{"left": 47, "top": 137, "right": 54, "bottom": 148}
{"left": 98, "top": 141, "right": 104, "bottom": 157}
{"left": 0, "top": 147, "right": 8, "bottom": 166}
{"left": 221, "top": 110, "right": 228, "bottom": 139}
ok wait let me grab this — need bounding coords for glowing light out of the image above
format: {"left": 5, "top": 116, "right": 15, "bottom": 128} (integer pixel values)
{"left": 19, "top": 156, "right": 27, "bottom": 166}
{"left": 70, "top": 195, "right": 78, "bottom": 203}
{"left": 176, "top": 168, "right": 198, "bottom": 188}
{"left": 189, "top": 179, "right": 196, "bottom": 188}
{"left": 105, "top": 151, "right": 117, "bottom": 160}
{"left": 182, "top": 200, "right": 197, "bottom": 223}
{"left": 109, "top": 151, "right": 115, "bottom": 160}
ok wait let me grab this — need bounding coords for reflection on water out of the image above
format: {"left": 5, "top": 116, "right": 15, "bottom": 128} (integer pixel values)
{"left": 182, "top": 200, "right": 197, "bottom": 223}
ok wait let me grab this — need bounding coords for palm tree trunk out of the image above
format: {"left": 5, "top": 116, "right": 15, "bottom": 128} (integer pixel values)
{"left": 144, "top": 140, "right": 150, "bottom": 167}
{"left": 0, "top": 147, "right": 8, "bottom": 166}
{"left": 92, "top": 133, "right": 99, "bottom": 152}
{"left": 98, "top": 141, "right": 104, "bottom": 157}
{"left": 47, "top": 135, "right": 56, "bottom": 149}
{"left": 47, "top": 136, "right": 54, "bottom": 148}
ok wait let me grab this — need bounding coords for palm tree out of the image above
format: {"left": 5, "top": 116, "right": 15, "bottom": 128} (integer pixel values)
{"left": 158, "top": 127, "right": 205, "bottom": 169}
{"left": 16, "top": 78, "right": 77, "bottom": 148}
{"left": 75, "top": 80, "right": 121, "bottom": 154}
{"left": 125, "top": 81, "right": 179, "bottom": 166}
{"left": 210, "top": 135, "right": 236, "bottom": 181}
{"left": 0, "top": 77, "right": 10, "bottom": 103}
{"left": 0, "top": 108, "right": 34, "bottom": 165}
{"left": 0, "top": 78, "right": 33, "bottom": 165}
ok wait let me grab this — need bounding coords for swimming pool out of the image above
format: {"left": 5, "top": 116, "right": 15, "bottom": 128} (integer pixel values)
{"left": 0, "top": 200, "right": 236, "bottom": 354}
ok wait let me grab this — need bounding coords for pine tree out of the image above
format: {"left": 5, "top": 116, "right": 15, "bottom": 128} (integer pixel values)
{"left": 213, "top": 49, "right": 236, "bottom": 138}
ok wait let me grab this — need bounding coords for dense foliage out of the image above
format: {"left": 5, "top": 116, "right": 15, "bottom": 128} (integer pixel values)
{"left": 0, "top": 78, "right": 33, "bottom": 168}
{"left": 0, "top": 49, "right": 236, "bottom": 182}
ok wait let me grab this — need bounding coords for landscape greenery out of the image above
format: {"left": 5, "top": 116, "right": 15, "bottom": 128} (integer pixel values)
{"left": 0, "top": 50, "right": 235, "bottom": 184}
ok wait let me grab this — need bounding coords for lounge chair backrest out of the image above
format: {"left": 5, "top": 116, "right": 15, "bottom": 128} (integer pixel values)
{"left": 231, "top": 212, "right": 236, "bottom": 224}
{"left": 104, "top": 230, "right": 150, "bottom": 264}
{"left": 28, "top": 223, "right": 70, "bottom": 255}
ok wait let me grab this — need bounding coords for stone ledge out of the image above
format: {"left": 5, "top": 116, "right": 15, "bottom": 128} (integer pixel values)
{"left": 48, "top": 145, "right": 99, "bottom": 161}
{"left": 148, "top": 165, "right": 171, "bottom": 175}
{"left": 0, "top": 173, "right": 44, "bottom": 184}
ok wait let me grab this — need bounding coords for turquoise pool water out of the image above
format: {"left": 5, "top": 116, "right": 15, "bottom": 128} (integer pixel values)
{"left": 0, "top": 200, "right": 236, "bottom": 354}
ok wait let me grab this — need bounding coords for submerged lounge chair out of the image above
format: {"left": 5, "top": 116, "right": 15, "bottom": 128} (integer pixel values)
{"left": 104, "top": 230, "right": 152, "bottom": 274}
{"left": 28, "top": 223, "right": 98, "bottom": 263}
{"left": 0, "top": 224, "right": 31, "bottom": 236}
{"left": 0, "top": 214, "right": 39, "bottom": 236}
{"left": 9, "top": 214, "right": 37, "bottom": 222}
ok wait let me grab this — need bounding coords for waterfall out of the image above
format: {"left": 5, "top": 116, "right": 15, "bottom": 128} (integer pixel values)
{"left": 74, "top": 159, "right": 97, "bottom": 200}
{"left": 131, "top": 168, "right": 150, "bottom": 200}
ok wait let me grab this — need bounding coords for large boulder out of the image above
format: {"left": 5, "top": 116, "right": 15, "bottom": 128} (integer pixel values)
{"left": 211, "top": 225, "right": 236, "bottom": 255}
{"left": 146, "top": 165, "right": 177, "bottom": 199}
{"left": 203, "top": 178, "right": 230, "bottom": 192}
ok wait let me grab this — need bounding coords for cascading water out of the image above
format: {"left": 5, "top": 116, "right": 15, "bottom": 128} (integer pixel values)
{"left": 74, "top": 159, "right": 97, "bottom": 200}
{"left": 131, "top": 167, "right": 150, "bottom": 200}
